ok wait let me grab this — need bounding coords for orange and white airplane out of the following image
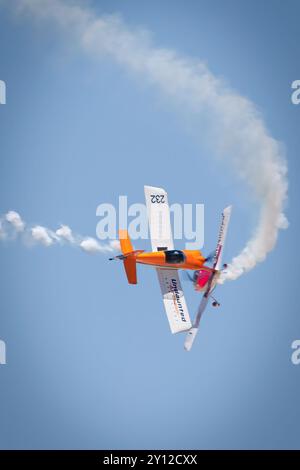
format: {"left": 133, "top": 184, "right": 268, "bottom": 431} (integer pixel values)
{"left": 110, "top": 186, "right": 232, "bottom": 350}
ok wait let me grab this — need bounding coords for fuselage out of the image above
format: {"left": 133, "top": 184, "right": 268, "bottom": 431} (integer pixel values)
{"left": 135, "top": 249, "right": 206, "bottom": 270}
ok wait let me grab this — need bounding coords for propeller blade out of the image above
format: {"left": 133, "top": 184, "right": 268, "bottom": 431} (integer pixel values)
{"left": 182, "top": 271, "right": 195, "bottom": 282}
{"left": 204, "top": 251, "right": 215, "bottom": 263}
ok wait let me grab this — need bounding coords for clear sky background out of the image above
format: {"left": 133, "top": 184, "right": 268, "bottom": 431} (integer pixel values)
{"left": 0, "top": 0, "right": 299, "bottom": 449}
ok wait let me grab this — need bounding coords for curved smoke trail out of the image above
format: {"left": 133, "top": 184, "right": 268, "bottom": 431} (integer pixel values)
{"left": 4, "top": 0, "right": 288, "bottom": 281}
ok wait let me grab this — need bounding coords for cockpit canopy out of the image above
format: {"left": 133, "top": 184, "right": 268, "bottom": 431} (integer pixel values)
{"left": 164, "top": 250, "right": 186, "bottom": 264}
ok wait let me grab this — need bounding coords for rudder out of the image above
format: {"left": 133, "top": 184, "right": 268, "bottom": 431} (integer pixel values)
{"left": 118, "top": 230, "right": 137, "bottom": 284}
{"left": 123, "top": 256, "right": 137, "bottom": 284}
{"left": 119, "top": 229, "right": 134, "bottom": 255}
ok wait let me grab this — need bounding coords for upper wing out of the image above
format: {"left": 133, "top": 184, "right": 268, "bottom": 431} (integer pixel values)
{"left": 214, "top": 206, "right": 232, "bottom": 271}
{"left": 144, "top": 185, "right": 174, "bottom": 251}
{"left": 157, "top": 268, "right": 192, "bottom": 334}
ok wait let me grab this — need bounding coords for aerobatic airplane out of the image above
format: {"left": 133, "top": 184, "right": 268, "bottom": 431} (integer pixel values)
{"left": 110, "top": 186, "right": 232, "bottom": 350}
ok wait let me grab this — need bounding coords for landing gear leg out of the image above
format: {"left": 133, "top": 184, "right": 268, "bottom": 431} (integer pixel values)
{"left": 211, "top": 295, "right": 220, "bottom": 307}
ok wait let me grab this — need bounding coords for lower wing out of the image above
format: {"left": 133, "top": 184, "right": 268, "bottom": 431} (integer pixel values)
{"left": 184, "top": 293, "right": 210, "bottom": 351}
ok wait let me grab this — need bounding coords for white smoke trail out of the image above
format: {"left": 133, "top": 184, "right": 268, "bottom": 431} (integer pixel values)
{"left": 31, "top": 225, "right": 55, "bottom": 247}
{"left": 0, "top": 211, "right": 119, "bottom": 254}
{"left": 5, "top": 210, "right": 25, "bottom": 232}
{"left": 55, "top": 224, "right": 74, "bottom": 243}
{"left": 5, "top": 0, "right": 288, "bottom": 281}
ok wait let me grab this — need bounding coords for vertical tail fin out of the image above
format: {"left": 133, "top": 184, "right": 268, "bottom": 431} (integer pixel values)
{"left": 118, "top": 229, "right": 137, "bottom": 284}
{"left": 119, "top": 229, "right": 134, "bottom": 255}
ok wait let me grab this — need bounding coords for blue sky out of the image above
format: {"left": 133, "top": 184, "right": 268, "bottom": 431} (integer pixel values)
{"left": 0, "top": 0, "right": 299, "bottom": 449}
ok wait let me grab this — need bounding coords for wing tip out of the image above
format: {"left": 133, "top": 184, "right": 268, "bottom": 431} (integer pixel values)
{"left": 184, "top": 328, "right": 198, "bottom": 351}
{"left": 223, "top": 205, "right": 233, "bottom": 214}
{"left": 144, "top": 185, "right": 166, "bottom": 193}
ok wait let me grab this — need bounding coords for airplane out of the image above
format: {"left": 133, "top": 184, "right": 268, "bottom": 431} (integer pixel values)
{"left": 110, "top": 185, "right": 232, "bottom": 350}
